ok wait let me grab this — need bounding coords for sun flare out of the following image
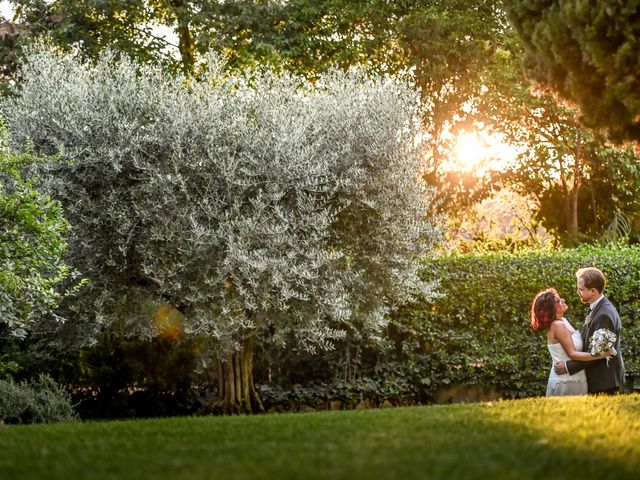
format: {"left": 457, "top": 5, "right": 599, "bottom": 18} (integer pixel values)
{"left": 444, "top": 130, "right": 518, "bottom": 175}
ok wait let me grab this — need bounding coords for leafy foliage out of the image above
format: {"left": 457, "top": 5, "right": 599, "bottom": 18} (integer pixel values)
{"left": 476, "top": 31, "right": 640, "bottom": 245}
{"left": 0, "top": 373, "right": 78, "bottom": 424}
{"left": 504, "top": 1, "right": 640, "bottom": 144}
{"left": 1, "top": 48, "right": 441, "bottom": 358}
{"left": 5, "top": 0, "right": 196, "bottom": 74}
{"left": 0, "top": 116, "right": 81, "bottom": 340}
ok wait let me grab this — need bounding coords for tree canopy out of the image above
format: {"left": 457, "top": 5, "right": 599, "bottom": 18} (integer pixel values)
{"left": 5, "top": 0, "right": 639, "bottom": 247}
{"left": 1, "top": 47, "right": 441, "bottom": 411}
{"left": 503, "top": 0, "right": 640, "bottom": 145}
{"left": 474, "top": 30, "right": 640, "bottom": 246}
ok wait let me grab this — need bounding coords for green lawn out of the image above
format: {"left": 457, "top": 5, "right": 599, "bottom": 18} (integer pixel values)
{"left": 1, "top": 394, "right": 639, "bottom": 480}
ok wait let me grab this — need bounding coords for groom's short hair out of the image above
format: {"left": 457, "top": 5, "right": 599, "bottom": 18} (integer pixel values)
{"left": 576, "top": 267, "right": 606, "bottom": 293}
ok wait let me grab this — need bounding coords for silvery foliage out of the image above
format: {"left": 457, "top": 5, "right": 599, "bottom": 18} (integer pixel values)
{"left": 2, "top": 48, "right": 441, "bottom": 352}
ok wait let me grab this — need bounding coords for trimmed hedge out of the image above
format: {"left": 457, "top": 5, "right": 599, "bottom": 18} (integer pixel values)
{"left": 257, "top": 246, "right": 640, "bottom": 410}
{"left": 389, "top": 245, "right": 640, "bottom": 400}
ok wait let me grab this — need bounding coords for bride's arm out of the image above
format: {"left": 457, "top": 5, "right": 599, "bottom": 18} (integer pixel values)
{"left": 551, "top": 321, "right": 610, "bottom": 361}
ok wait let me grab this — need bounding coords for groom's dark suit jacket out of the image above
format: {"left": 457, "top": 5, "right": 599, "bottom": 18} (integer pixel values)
{"left": 566, "top": 296, "right": 625, "bottom": 393}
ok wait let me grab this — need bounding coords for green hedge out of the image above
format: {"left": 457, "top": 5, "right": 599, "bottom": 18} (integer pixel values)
{"left": 257, "top": 245, "right": 640, "bottom": 410}
{"left": 391, "top": 245, "right": 640, "bottom": 400}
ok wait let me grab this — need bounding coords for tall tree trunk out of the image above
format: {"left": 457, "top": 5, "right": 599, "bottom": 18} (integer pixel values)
{"left": 568, "top": 134, "right": 582, "bottom": 238}
{"left": 216, "top": 334, "right": 264, "bottom": 414}
{"left": 590, "top": 181, "right": 599, "bottom": 230}
{"left": 170, "top": 0, "right": 195, "bottom": 73}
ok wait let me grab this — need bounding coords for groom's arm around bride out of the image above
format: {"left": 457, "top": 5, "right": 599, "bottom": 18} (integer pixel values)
{"left": 554, "top": 267, "right": 624, "bottom": 394}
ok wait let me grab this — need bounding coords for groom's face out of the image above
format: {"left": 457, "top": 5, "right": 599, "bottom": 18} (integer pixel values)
{"left": 577, "top": 277, "right": 597, "bottom": 304}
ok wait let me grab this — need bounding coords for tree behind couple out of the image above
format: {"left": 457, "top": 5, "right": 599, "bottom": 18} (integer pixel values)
{"left": 531, "top": 267, "right": 625, "bottom": 396}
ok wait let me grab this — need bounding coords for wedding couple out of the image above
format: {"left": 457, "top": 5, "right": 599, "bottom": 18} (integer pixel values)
{"left": 530, "top": 267, "right": 625, "bottom": 396}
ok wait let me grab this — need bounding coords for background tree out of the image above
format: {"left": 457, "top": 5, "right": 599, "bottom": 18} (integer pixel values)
{"left": 3, "top": 0, "right": 198, "bottom": 75}
{"left": 179, "top": 0, "right": 406, "bottom": 75}
{"left": 8, "top": 2, "right": 638, "bottom": 244}
{"left": 3, "top": 1, "right": 520, "bottom": 225}
{"left": 2, "top": 48, "right": 441, "bottom": 413}
{"left": 503, "top": 0, "right": 640, "bottom": 145}
{"left": 475, "top": 31, "right": 640, "bottom": 246}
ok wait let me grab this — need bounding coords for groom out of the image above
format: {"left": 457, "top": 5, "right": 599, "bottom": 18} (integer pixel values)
{"left": 554, "top": 267, "right": 625, "bottom": 394}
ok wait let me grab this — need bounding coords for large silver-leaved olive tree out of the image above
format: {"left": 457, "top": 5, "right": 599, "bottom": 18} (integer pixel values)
{"left": 2, "top": 48, "right": 441, "bottom": 412}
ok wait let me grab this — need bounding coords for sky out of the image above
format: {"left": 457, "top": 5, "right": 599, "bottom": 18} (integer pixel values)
{"left": 0, "top": 1, "right": 14, "bottom": 20}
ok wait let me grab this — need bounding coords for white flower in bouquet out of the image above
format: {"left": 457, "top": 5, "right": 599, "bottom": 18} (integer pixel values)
{"left": 590, "top": 328, "right": 617, "bottom": 365}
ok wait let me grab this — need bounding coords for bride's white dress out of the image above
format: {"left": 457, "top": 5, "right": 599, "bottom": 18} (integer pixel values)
{"left": 546, "top": 318, "right": 588, "bottom": 396}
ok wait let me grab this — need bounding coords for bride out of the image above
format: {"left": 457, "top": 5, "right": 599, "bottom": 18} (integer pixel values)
{"left": 530, "top": 288, "right": 611, "bottom": 396}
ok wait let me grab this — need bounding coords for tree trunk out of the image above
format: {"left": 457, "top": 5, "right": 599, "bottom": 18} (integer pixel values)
{"left": 568, "top": 181, "right": 579, "bottom": 237}
{"left": 590, "top": 181, "right": 599, "bottom": 230}
{"left": 216, "top": 335, "right": 264, "bottom": 414}
{"left": 568, "top": 135, "right": 582, "bottom": 238}
{"left": 170, "top": 0, "right": 195, "bottom": 73}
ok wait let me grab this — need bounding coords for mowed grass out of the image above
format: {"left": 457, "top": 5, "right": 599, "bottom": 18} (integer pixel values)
{"left": 1, "top": 394, "right": 639, "bottom": 480}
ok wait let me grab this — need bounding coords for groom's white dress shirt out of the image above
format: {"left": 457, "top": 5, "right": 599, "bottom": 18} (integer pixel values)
{"left": 588, "top": 295, "right": 604, "bottom": 313}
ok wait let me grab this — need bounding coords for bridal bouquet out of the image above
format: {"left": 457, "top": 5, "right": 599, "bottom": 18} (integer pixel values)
{"left": 590, "top": 328, "right": 617, "bottom": 365}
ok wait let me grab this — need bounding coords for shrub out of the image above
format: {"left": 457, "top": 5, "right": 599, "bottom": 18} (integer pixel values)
{"left": 0, "top": 374, "right": 78, "bottom": 424}
{"left": 0, "top": 116, "right": 82, "bottom": 341}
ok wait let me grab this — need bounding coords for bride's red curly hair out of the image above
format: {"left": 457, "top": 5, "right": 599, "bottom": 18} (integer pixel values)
{"left": 531, "top": 288, "right": 558, "bottom": 332}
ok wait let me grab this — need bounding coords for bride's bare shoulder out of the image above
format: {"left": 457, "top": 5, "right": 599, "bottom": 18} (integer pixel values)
{"left": 560, "top": 317, "right": 577, "bottom": 331}
{"left": 549, "top": 319, "right": 567, "bottom": 332}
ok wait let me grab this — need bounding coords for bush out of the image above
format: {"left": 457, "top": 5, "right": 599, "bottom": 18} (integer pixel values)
{"left": 1, "top": 116, "right": 81, "bottom": 341}
{"left": 0, "top": 374, "right": 78, "bottom": 424}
